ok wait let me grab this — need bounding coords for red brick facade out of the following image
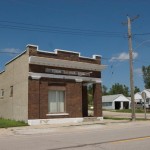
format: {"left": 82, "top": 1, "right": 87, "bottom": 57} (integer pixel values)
{"left": 28, "top": 45, "right": 103, "bottom": 119}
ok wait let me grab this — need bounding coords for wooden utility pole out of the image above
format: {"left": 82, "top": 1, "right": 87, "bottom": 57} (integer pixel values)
{"left": 127, "top": 16, "right": 135, "bottom": 120}
{"left": 126, "top": 15, "right": 139, "bottom": 121}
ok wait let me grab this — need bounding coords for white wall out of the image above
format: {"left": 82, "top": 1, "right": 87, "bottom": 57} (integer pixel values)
{"left": 102, "top": 102, "right": 113, "bottom": 110}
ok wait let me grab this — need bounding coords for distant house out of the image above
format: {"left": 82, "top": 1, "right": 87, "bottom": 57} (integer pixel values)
{"left": 102, "top": 94, "right": 131, "bottom": 110}
{"left": 134, "top": 92, "right": 143, "bottom": 103}
{"left": 134, "top": 89, "right": 150, "bottom": 108}
{"left": 142, "top": 89, "right": 150, "bottom": 98}
{"left": 143, "top": 89, "right": 150, "bottom": 108}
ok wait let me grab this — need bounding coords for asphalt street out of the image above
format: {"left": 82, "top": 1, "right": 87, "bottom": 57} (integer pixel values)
{"left": 0, "top": 121, "right": 150, "bottom": 150}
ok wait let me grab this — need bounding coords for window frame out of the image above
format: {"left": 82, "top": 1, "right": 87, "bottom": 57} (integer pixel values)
{"left": 102, "top": 102, "right": 112, "bottom": 107}
{"left": 48, "top": 89, "right": 66, "bottom": 114}
{"left": 0, "top": 89, "right": 4, "bottom": 98}
{"left": 10, "top": 86, "right": 13, "bottom": 97}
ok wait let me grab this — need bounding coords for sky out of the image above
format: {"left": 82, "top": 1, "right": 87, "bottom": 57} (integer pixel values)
{"left": 0, "top": 0, "right": 150, "bottom": 91}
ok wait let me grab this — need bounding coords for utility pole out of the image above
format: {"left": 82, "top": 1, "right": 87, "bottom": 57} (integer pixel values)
{"left": 127, "top": 16, "right": 135, "bottom": 121}
{"left": 123, "top": 15, "right": 139, "bottom": 121}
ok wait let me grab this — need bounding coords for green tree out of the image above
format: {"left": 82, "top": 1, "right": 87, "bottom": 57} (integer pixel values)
{"left": 134, "top": 86, "right": 140, "bottom": 94}
{"left": 142, "top": 66, "right": 150, "bottom": 88}
{"left": 87, "top": 85, "right": 93, "bottom": 106}
{"left": 102, "top": 85, "right": 108, "bottom": 95}
{"left": 109, "top": 83, "right": 129, "bottom": 97}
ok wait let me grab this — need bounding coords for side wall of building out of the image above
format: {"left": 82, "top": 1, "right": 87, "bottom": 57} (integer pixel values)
{"left": 0, "top": 52, "right": 29, "bottom": 122}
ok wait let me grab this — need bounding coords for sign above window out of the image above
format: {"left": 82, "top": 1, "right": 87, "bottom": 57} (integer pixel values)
{"left": 45, "top": 68, "right": 92, "bottom": 77}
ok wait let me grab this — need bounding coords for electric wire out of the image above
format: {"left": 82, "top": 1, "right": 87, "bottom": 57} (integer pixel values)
{"left": 0, "top": 20, "right": 124, "bottom": 34}
{"left": 0, "top": 51, "right": 149, "bottom": 65}
{"left": 0, "top": 20, "right": 126, "bottom": 37}
{"left": 134, "top": 33, "right": 150, "bottom": 36}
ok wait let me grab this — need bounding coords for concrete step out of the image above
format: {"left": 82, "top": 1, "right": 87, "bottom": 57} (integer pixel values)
{"left": 83, "top": 117, "right": 99, "bottom": 122}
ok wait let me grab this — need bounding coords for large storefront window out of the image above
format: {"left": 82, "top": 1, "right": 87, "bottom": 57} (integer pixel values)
{"left": 48, "top": 90, "right": 65, "bottom": 113}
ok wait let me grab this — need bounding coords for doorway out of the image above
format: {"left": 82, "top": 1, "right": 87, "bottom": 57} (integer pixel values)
{"left": 115, "top": 101, "right": 121, "bottom": 110}
{"left": 82, "top": 83, "right": 94, "bottom": 117}
{"left": 123, "top": 102, "right": 129, "bottom": 109}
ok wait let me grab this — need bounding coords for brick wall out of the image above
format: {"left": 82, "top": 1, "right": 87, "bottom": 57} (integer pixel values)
{"left": 28, "top": 79, "right": 40, "bottom": 119}
{"left": 93, "top": 83, "right": 102, "bottom": 117}
{"left": 28, "top": 45, "right": 101, "bottom": 64}
{"left": 28, "top": 79, "right": 83, "bottom": 119}
{"left": 66, "top": 82, "right": 82, "bottom": 117}
{"left": 27, "top": 45, "right": 103, "bottom": 119}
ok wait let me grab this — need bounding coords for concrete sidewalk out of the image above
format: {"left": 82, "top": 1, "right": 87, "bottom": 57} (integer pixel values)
{"left": 0, "top": 119, "right": 144, "bottom": 136}
{"left": 1, "top": 111, "right": 150, "bottom": 136}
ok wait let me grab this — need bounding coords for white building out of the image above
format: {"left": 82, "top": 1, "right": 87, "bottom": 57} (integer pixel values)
{"left": 134, "top": 92, "right": 143, "bottom": 103}
{"left": 134, "top": 89, "right": 150, "bottom": 108}
{"left": 102, "top": 94, "right": 131, "bottom": 110}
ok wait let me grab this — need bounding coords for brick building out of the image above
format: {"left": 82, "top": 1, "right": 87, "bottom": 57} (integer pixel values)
{"left": 0, "top": 44, "right": 106, "bottom": 125}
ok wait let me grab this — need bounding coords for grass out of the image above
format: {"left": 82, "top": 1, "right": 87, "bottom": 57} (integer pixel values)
{"left": 104, "top": 116, "right": 130, "bottom": 120}
{"left": 109, "top": 109, "right": 150, "bottom": 113}
{"left": 104, "top": 116, "right": 150, "bottom": 121}
{"left": 0, "top": 118, "right": 28, "bottom": 128}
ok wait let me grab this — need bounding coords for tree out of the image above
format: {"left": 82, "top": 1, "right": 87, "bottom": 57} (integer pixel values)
{"left": 134, "top": 86, "right": 140, "bottom": 94}
{"left": 87, "top": 84, "right": 93, "bottom": 106}
{"left": 102, "top": 85, "right": 108, "bottom": 95}
{"left": 142, "top": 66, "right": 150, "bottom": 89}
{"left": 109, "top": 83, "right": 129, "bottom": 97}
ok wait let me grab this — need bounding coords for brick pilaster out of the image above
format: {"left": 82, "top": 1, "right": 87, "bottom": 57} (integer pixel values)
{"left": 93, "top": 83, "right": 102, "bottom": 117}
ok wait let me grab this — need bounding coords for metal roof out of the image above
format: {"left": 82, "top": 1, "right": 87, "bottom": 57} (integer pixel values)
{"left": 102, "top": 94, "right": 130, "bottom": 102}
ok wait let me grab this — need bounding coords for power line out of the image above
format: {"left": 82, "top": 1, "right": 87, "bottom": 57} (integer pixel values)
{"left": 1, "top": 20, "right": 150, "bottom": 37}
{"left": 134, "top": 59, "right": 150, "bottom": 64}
{"left": 0, "top": 25, "right": 124, "bottom": 37}
{"left": 133, "top": 37, "right": 150, "bottom": 49}
{"left": 0, "top": 20, "right": 124, "bottom": 34}
{"left": 0, "top": 20, "right": 126, "bottom": 37}
{"left": 134, "top": 33, "right": 150, "bottom": 36}
{"left": 1, "top": 51, "right": 149, "bottom": 65}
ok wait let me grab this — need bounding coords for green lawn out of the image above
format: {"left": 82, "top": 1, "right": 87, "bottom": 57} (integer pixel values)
{"left": 104, "top": 116, "right": 150, "bottom": 121}
{"left": 104, "top": 116, "right": 130, "bottom": 120}
{"left": 109, "top": 109, "right": 150, "bottom": 113}
{"left": 0, "top": 118, "right": 28, "bottom": 128}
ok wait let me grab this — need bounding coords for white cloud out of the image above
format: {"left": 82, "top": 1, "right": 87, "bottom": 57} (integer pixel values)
{"left": 3, "top": 48, "right": 20, "bottom": 53}
{"left": 134, "top": 68, "right": 143, "bottom": 76}
{"left": 110, "top": 52, "right": 138, "bottom": 62}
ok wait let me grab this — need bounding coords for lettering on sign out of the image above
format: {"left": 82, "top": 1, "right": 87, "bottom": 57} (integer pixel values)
{"left": 45, "top": 68, "right": 92, "bottom": 77}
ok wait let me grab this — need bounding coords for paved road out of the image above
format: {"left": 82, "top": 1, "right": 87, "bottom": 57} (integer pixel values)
{"left": 0, "top": 121, "right": 150, "bottom": 150}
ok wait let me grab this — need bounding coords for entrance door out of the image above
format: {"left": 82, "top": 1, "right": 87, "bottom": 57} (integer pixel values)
{"left": 123, "top": 102, "right": 129, "bottom": 109}
{"left": 115, "top": 101, "right": 121, "bottom": 110}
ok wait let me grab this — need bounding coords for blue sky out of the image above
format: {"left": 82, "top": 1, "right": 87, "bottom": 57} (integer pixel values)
{"left": 0, "top": 0, "right": 150, "bottom": 91}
